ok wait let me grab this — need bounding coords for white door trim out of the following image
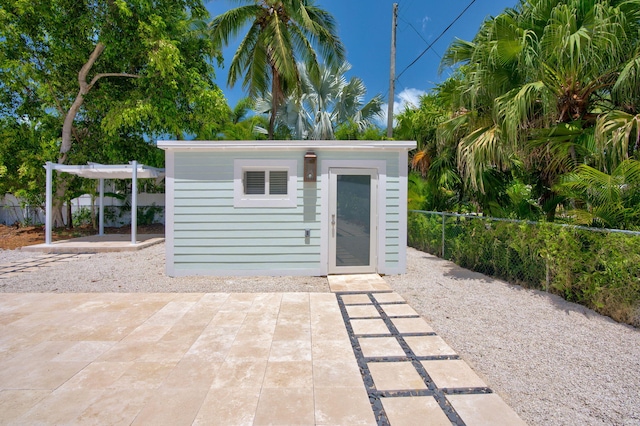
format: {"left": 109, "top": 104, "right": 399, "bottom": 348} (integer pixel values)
{"left": 328, "top": 168, "right": 378, "bottom": 274}
{"left": 320, "top": 160, "right": 387, "bottom": 276}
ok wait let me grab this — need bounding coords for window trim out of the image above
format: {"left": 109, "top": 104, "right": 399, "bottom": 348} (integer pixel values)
{"left": 234, "top": 159, "right": 298, "bottom": 208}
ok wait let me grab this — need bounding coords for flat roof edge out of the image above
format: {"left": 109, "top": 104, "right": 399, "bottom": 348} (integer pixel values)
{"left": 157, "top": 140, "right": 417, "bottom": 151}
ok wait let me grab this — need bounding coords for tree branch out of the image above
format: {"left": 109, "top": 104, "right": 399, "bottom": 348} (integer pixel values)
{"left": 87, "top": 72, "right": 140, "bottom": 91}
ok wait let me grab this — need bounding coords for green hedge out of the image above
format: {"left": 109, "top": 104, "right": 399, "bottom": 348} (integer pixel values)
{"left": 408, "top": 211, "right": 640, "bottom": 326}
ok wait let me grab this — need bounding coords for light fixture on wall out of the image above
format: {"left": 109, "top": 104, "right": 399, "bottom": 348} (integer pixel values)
{"left": 304, "top": 151, "right": 317, "bottom": 182}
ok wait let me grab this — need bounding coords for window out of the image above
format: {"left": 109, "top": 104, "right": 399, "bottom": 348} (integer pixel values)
{"left": 234, "top": 160, "right": 297, "bottom": 207}
{"left": 243, "top": 170, "right": 288, "bottom": 195}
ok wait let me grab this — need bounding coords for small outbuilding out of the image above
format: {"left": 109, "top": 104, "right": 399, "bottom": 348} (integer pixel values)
{"left": 158, "top": 140, "right": 416, "bottom": 277}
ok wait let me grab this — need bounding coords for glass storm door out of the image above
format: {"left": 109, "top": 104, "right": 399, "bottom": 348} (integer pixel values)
{"left": 328, "top": 168, "right": 377, "bottom": 274}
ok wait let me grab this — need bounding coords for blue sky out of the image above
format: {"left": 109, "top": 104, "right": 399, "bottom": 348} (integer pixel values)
{"left": 206, "top": 0, "right": 517, "bottom": 121}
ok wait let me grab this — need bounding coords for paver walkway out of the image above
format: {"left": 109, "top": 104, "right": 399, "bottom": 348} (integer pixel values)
{"left": 0, "top": 254, "right": 94, "bottom": 279}
{"left": 0, "top": 275, "right": 525, "bottom": 425}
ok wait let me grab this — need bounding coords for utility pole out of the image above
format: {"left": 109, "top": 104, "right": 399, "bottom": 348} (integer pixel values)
{"left": 387, "top": 3, "right": 398, "bottom": 138}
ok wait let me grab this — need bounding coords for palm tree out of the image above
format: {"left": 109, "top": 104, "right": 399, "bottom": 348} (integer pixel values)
{"left": 265, "top": 62, "right": 382, "bottom": 139}
{"left": 440, "top": 0, "right": 640, "bottom": 219}
{"left": 209, "top": 0, "right": 345, "bottom": 139}
{"left": 555, "top": 159, "right": 640, "bottom": 229}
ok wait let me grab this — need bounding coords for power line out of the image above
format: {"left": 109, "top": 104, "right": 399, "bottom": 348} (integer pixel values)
{"left": 396, "top": 0, "right": 477, "bottom": 81}
{"left": 399, "top": 16, "right": 442, "bottom": 60}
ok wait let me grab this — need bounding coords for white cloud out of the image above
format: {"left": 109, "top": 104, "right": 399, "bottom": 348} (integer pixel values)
{"left": 377, "top": 87, "right": 426, "bottom": 128}
{"left": 422, "top": 15, "right": 431, "bottom": 32}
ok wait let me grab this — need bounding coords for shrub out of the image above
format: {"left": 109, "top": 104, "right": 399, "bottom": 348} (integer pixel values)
{"left": 408, "top": 211, "right": 640, "bottom": 326}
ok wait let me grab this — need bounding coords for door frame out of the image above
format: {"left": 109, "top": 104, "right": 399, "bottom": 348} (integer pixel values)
{"left": 328, "top": 168, "right": 378, "bottom": 274}
{"left": 320, "top": 160, "right": 387, "bottom": 276}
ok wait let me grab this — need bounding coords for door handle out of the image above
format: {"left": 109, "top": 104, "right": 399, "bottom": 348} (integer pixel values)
{"left": 331, "top": 214, "right": 336, "bottom": 237}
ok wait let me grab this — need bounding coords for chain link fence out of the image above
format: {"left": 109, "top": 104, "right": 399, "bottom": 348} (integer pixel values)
{"left": 408, "top": 210, "right": 640, "bottom": 326}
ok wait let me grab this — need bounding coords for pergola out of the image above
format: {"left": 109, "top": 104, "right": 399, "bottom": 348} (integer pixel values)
{"left": 44, "top": 161, "right": 165, "bottom": 245}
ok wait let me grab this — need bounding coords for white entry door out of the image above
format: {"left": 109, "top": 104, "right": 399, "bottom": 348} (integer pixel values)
{"left": 328, "top": 168, "right": 378, "bottom": 274}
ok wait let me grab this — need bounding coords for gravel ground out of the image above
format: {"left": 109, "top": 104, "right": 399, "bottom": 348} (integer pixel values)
{"left": 0, "top": 243, "right": 328, "bottom": 293}
{"left": 1, "top": 244, "right": 639, "bottom": 425}
{"left": 386, "top": 248, "right": 640, "bottom": 426}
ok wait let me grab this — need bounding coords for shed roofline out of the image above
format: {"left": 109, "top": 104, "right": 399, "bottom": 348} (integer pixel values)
{"left": 157, "top": 140, "right": 416, "bottom": 151}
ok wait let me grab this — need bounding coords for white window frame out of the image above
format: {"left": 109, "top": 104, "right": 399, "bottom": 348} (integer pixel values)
{"left": 234, "top": 159, "right": 298, "bottom": 208}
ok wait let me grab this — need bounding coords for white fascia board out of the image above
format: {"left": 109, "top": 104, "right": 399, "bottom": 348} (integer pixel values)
{"left": 157, "top": 140, "right": 417, "bottom": 152}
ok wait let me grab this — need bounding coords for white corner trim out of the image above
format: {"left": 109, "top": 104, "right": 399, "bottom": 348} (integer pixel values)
{"left": 165, "top": 150, "right": 176, "bottom": 277}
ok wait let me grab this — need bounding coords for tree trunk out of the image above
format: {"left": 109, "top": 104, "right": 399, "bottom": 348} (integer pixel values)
{"left": 67, "top": 200, "right": 73, "bottom": 229}
{"left": 53, "top": 42, "right": 140, "bottom": 225}
{"left": 269, "top": 65, "right": 283, "bottom": 140}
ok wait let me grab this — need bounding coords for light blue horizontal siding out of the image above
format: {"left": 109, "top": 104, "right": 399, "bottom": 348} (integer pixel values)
{"left": 172, "top": 150, "right": 320, "bottom": 272}
{"left": 169, "top": 148, "right": 405, "bottom": 274}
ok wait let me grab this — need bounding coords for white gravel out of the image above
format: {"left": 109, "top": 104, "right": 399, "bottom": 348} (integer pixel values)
{"left": 0, "top": 243, "right": 328, "bottom": 293}
{"left": 1, "top": 244, "right": 638, "bottom": 425}
{"left": 386, "top": 248, "right": 640, "bottom": 426}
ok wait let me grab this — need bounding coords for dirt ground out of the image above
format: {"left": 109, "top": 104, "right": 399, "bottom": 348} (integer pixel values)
{"left": 0, "top": 223, "right": 164, "bottom": 250}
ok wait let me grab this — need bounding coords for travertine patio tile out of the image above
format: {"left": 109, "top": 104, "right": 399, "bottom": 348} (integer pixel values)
{"left": 448, "top": 393, "right": 527, "bottom": 426}
{"left": 108, "top": 361, "right": 176, "bottom": 389}
{"left": 123, "top": 323, "right": 173, "bottom": 342}
{"left": 268, "top": 339, "right": 312, "bottom": 362}
{"left": 312, "top": 339, "right": 356, "bottom": 361}
{"left": 143, "top": 301, "right": 195, "bottom": 325}
{"left": 0, "top": 390, "right": 50, "bottom": 424}
{"left": 351, "top": 318, "right": 391, "bottom": 335}
{"left": 234, "top": 322, "right": 278, "bottom": 342}
{"left": 367, "top": 361, "right": 428, "bottom": 391}
{"left": 194, "top": 387, "right": 261, "bottom": 425}
{"left": 253, "top": 387, "right": 315, "bottom": 426}
{"left": 315, "top": 386, "right": 376, "bottom": 425}
{"left": 52, "top": 341, "right": 115, "bottom": 362}
{"left": 263, "top": 361, "right": 313, "bottom": 388}
{"left": 58, "top": 361, "right": 132, "bottom": 390}
{"left": 131, "top": 386, "right": 208, "bottom": 426}
{"left": 381, "top": 396, "right": 452, "bottom": 426}
{"left": 209, "top": 310, "right": 248, "bottom": 327}
{"left": 0, "top": 360, "right": 88, "bottom": 390}
{"left": 346, "top": 304, "right": 380, "bottom": 318}
{"left": 19, "top": 388, "right": 103, "bottom": 424}
{"left": 210, "top": 360, "right": 268, "bottom": 388}
{"left": 273, "top": 323, "right": 312, "bottom": 341}
{"left": 225, "top": 339, "right": 273, "bottom": 361}
{"left": 421, "top": 360, "right": 487, "bottom": 389}
{"left": 404, "top": 335, "right": 458, "bottom": 357}
{"left": 161, "top": 357, "right": 222, "bottom": 389}
{"left": 311, "top": 316, "right": 349, "bottom": 340}
{"left": 309, "top": 293, "right": 337, "bottom": 305}
{"left": 77, "top": 387, "right": 153, "bottom": 425}
{"left": 381, "top": 303, "right": 419, "bottom": 317}
{"left": 185, "top": 334, "right": 235, "bottom": 362}
{"left": 97, "top": 340, "right": 157, "bottom": 362}
{"left": 373, "top": 293, "right": 406, "bottom": 303}
{"left": 391, "top": 317, "right": 434, "bottom": 334}
{"left": 358, "top": 336, "right": 406, "bottom": 358}
{"left": 313, "top": 359, "right": 364, "bottom": 388}
{"left": 341, "top": 294, "right": 372, "bottom": 305}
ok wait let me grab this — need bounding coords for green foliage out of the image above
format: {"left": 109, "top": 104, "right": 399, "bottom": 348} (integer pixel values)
{"left": 209, "top": 0, "right": 345, "bottom": 139}
{"left": 334, "top": 121, "right": 384, "bottom": 141}
{"left": 405, "top": 0, "right": 640, "bottom": 222}
{"left": 136, "top": 203, "right": 163, "bottom": 226}
{"left": 408, "top": 211, "right": 640, "bottom": 326}
{"left": 262, "top": 62, "right": 383, "bottom": 140}
{"left": 0, "top": 0, "right": 229, "bottom": 208}
{"left": 72, "top": 207, "right": 92, "bottom": 227}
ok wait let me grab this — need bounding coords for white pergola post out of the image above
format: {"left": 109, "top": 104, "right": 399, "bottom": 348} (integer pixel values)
{"left": 131, "top": 161, "right": 137, "bottom": 245}
{"left": 98, "top": 178, "right": 105, "bottom": 236}
{"left": 45, "top": 161, "right": 53, "bottom": 245}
